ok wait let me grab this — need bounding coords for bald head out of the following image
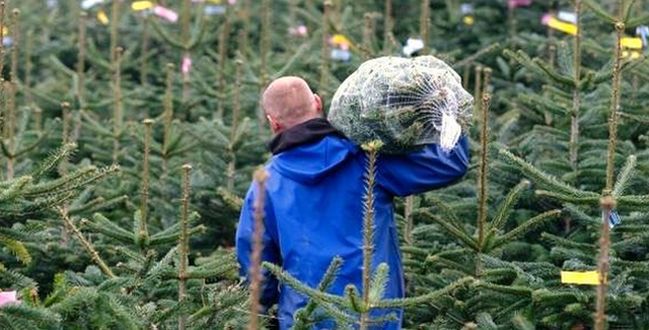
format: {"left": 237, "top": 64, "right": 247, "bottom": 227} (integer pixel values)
{"left": 262, "top": 76, "right": 322, "bottom": 133}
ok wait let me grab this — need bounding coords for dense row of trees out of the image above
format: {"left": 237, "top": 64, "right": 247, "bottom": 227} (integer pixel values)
{"left": 0, "top": 0, "right": 646, "bottom": 328}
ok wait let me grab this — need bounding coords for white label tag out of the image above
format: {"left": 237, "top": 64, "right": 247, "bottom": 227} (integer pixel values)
{"left": 439, "top": 113, "right": 461, "bottom": 152}
{"left": 558, "top": 11, "right": 577, "bottom": 24}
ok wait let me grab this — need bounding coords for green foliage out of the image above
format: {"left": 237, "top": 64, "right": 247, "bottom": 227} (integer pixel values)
{"left": 0, "top": 0, "right": 647, "bottom": 329}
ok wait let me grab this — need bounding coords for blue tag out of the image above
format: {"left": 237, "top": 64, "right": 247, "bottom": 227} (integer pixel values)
{"left": 636, "top": 26, "right": 649, "bottom": 48}
{"left": 461, "top": 3, "right": 473, "bottom": 15}
{"left": 608, "top": 209, "right": 621, "bottom": 228}
{"left": 204, "top": 5, "right": 226, "bottom": 15}
{"left": 331, "top": 48, "right": 351, "bottom": 62}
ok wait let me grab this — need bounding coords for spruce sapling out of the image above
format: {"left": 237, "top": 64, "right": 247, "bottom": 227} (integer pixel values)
{"left": 216, "top": 13, "right": 230, "bottom": 120}
{"left": 247, "top": 167, "right": 269, "bottom": 330}
{"left": 569, "top": 0, "right": 583, "bottom": 181}
{"left": 319, "top": 1, "right": 332, "bottom": 103}
{"left": 227, "top": 57, "right": 244, "bottom": 191}
{"left": 360, "top": 140, "right": 381, "bottom": 330}
{"left": 383, "top": 0, "right": 392, "bottom": 54}
{"left": 420, "top": 0, "right": 430, "bottom": 53}
{"left": 178, "top": 163, "right": 192, "bottom": 330}
{"left": 58, "top": 207, "right": 115, "bottom": 278}
{"left": 596, "top": 2, "right": 625, "bottom": 328}
{"left": 76, "top": 11, "right": 87, "bottom": 109}
{"left": 112, "top": 47, "right": 123, "bottom": 164}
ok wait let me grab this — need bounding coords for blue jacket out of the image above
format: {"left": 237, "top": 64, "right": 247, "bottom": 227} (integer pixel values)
{"left": 236, "top": 121, "right": 470, "bottom": 329}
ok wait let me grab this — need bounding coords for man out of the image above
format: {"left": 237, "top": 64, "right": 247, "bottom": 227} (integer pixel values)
{"left": 236, "top": 76, "right": 469, "bottom": 329}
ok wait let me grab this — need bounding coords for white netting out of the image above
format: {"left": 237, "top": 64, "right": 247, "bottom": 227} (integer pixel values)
{"left": 328, "top": 55, "right": 473, "bottom": 153}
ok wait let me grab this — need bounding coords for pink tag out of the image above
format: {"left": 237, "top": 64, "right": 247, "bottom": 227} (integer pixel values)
{"left": 508, "top": 0, "right": 532, "bottom": 9}
{"left": 541, "top": 13, "right": 552, "bottom": 25}
{"left": 228, "top": 0, "right": 236, "bottom": 4}
{"left": 154, "top": 5, "right": 179, "bottom": 22}
{"left": 297, "top": 25, "right": 308, "bottom": 36}
{"left": 0, "top": 291, "right": 18, "bottom": 306}
{"left": 182, "top": 56, "right": 192, "bottom": 74}
{"left": 289, "top": 25, "right": 308, "bottom": 37}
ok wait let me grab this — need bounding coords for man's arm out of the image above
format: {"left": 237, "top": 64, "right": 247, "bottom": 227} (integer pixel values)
{"left": 235, "top": 182, "right": 281, "bottom": 311}
{"left": 377, "top": 135, "right": 470, "bottom": 196}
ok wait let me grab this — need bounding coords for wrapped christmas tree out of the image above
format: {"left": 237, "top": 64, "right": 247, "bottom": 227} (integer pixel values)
{"left": 328, "top": 55, "right": 473, "bottom": 153}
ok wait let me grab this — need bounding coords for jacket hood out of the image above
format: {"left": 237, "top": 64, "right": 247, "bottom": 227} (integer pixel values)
{"left": 271, "top": 135, "right": 359, "bottom": 184}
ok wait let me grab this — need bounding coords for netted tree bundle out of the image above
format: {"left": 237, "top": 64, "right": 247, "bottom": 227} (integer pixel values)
{"left": 328, "top": 56, "right": 473, "bottom": 153}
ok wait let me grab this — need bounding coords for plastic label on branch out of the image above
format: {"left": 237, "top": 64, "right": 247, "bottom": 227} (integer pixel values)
{"left": 204, "top": 5, "right": 227, "bottom": 15}
{"left": 560, "top": 271, "right": 601, "bottom": 285}
{"left": 97, "top": 9, "right": 109, "bottom": 25}
{"left": 193, "top": 0, "right": 233, "bottom": 15}
{"left": 402, "top": 38, "right": 424, "bottom": 57}
{"left": 2, "top": 26, "right": 12, "bottom": 47}
{"left": 330, "top": 34, "right": 351, "bottom": 48}
{"left": 330, "top": 34, "right": 352, "bottom": 62}
{"left": 132, "top": 1, "right": 154, "bottom": 11}
{"left": 331, "top": 49, "right": 351, "bottom": 62}
{"left": 542, "top": 14, "right": 577, "bottom": 36}
{"left": 621, "top": 36, "right": 644, "bottom": 59}
{"left": 608, "top": 209, "right": 622, "bottom": 228}
{"left": 131, "top": 2, "right": 184, "bottom": 20}
{"left": 636, "top": 25, "right": 649, "bottom": 46}
{"left": 193, "top": 0, "right": 236, "bottom": 13}
{"left": 81, "top": 0, "right": 103, "bottom": 10}
{"left": 508, "top": 0, "right": 532, "bottom": 9}
{"left": 153, "top": 6, "right": 179, "bottom": 23}
{"left": 0, "top": 291, "right": 18, "bottom": 307}
{"left": 182, "top": 56, "right": 192, "bottom": 75}
{"left": 461, "top": 3, "right": 474, "bottom": 26}
{"left": 288, "top": 24, "right": 308, "bottom": 37}
{"left": 557, "top": 11, "right": 577, "bottom": 24}
{"left": 621, "top": 37, "right": 643, "bottom": 49}
{"left": 192, "top": 0, "right": 236, "bottom": 3}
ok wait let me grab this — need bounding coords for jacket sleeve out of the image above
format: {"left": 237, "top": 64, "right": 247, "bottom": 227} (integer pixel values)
{"left": 377, "top": 135, "right": 470, "bottom": 197}
{"left": 235, "top": 182, "right": 281, "bottom": 312}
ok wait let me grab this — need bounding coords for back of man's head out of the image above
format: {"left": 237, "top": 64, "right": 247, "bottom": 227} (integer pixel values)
{"left": 262, "top": 76, "right": 322, "bottom": 133}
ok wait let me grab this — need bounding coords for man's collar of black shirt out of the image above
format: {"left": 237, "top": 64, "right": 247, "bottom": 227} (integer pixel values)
{"left": 268, "top": 118, "right": 346, "bottom": 155}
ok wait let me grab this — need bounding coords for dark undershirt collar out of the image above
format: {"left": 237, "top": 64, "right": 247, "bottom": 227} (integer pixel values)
{"left": 268, "top": 118, "right": 346, "bottom": 155}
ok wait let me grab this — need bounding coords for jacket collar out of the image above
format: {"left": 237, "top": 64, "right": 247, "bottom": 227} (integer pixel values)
{"left": 268, "top": 118, "right": 346, "bottom": 155}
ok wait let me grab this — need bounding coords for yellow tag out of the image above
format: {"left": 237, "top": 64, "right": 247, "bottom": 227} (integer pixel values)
{"left": 560, "top": 271, "right": 601, "bottom": 285}
{"left": 132, "top": 1, "right": 154, "bottom": 11}
{"left": 463, "top": 15, "right": 475, "bottom": 26}
{"left": 97, "top": 9, "right": 109, "bottom": 25}
{"left": 1, "top": 26, "right": 8, "bottom": 36}
{"left": 621, "top": 37, "right": 643, "bottom": 50}
{"left": 548, "top": 17, "right": 578, "bottom": 36}
{"left": 207, "top": 0, "right": 223, "bottom": 3}
{"left": 331, "top": 34, "right": 352, "bottom": 47}
{"left": 622, "top": 50, "right": 642, "bottom": 59}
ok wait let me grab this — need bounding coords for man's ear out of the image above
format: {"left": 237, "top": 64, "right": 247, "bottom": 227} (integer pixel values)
{"left": 267, "top": 114, "right": 282, "bottom": 133}
{"left": 314, "top": 94, "right": 323, "bottom": 114}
